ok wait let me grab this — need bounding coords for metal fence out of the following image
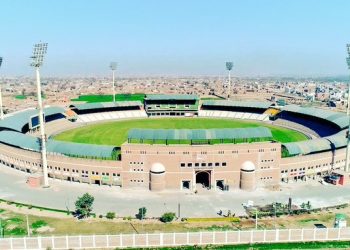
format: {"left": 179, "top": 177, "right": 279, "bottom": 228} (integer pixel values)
{"left": 0, "top": 227, "right": 349, "bottom": 250}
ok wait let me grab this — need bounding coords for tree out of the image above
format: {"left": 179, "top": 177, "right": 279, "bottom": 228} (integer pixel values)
{"left": 306, "top": 201, "right": 312, "bottom": 210}
{"left": 160, "top": 212, "right": 176, "bottom": 223}
{"left": 136, "top": 207, "right": 147, "bottom": 220}
{"left": 106, "top": 212, "right": 116, "bottom": 220}
{"left": 75, "top": 193, "right": 94, "bottom": 219}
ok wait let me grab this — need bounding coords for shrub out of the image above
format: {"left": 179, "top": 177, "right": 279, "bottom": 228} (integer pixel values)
{"left": 136, "top": 207, "right": 147, "bottom": 220}
{"left": 31, "top": 220, "right": 48, "bottom": 229}
{"left": 160, "top": 212, "right": 176, "bottom": 223}
{"left": 98, "top": 214, "right": 103, "bottom": 219}
{"left": 106, "top": 212, "right": 116, "bottom": 220}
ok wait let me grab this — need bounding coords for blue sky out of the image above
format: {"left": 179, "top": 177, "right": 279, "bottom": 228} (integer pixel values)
{"left": 0, "top": 0, "right": 350, "bottom": 77}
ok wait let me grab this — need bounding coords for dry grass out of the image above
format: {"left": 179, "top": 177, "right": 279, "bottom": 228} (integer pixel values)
{"left": 0, "top": 205, "right": 349, "bottom": 236}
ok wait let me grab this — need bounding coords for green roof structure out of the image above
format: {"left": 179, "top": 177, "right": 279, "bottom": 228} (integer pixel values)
{"left": 0, "top": 107, "right": 65, "bottom": 132}
{"left": 128, "top": 127, "right": 272, "bottom": 144}
{"left": 202, "top": 100, "right": 272, "bottom": 109}
{"left": 0, "top": 131, "right": 117, "bottom": 159}
{"left": 282, "top": 105, "right": 349, "bottom": 129}
{"left": 69, "top": 101, "right": 143, "bottom": 111}
{"left": 282, "top": 130, "right": 347, "bottom": 156}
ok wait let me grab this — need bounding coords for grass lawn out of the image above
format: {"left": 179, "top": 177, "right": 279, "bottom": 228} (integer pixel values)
{"left": 14, "top": 95, "right": 27, "bottom": 100}
{"left": 149, "top": 241, "right": 350, "bottom": 249}
{"left": 71, "top": 94, "right": 145, "bottom": 103}
{"left": 53, "top": 118, "right": 308, "bottom": 146}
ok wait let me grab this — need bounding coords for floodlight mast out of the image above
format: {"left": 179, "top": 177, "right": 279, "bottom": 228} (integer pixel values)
{"left": 0, "top": 57, "right": 4, "bottom": 120}
{"left": 110, "top": 62, "right": 117, "bottom": 103}
{"left": 226, "top": 62, "right": 233, "bottom": 98}
{"left": 345, "top": 44, "right": 350, "bottom": 173}
{"left": 30, "top": 43, "right": 49, "bottom": 187}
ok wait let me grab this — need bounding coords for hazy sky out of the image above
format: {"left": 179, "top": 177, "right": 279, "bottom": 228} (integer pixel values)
{"left": 1, "top": 0, "right": 350, "bottom": 77}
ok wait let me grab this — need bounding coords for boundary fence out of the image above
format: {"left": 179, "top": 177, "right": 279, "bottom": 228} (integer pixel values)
{"left": 0, "top": 227, "right": 349, "bottom": 249}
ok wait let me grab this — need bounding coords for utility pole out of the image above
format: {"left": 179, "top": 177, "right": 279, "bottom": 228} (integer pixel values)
{"left": 30, "top": 43, "right": 49, "bottom": 187}
{"left": 344, "top": 44, "right": 350, "bottom": 173}
{"left": 26, "top": 214, "right": 30, "bottom": 237}
{"left": 225, "top": 62, "right": 233, "bottom": 98}
{"left": 0, "top": 57, "right": 4, "bottom": 120}
{"left": 110, "top": 62, "right": 117, "bottom": 103}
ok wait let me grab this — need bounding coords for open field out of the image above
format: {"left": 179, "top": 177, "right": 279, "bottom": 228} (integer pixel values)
{"left": 0, "top": 201, "right": 349, "bottom": 237}
{"left": 53, "top": 118, "right": 308, "bottom": 146}
{"left": 71, "top": 93, "right": 145, "bottom": 103}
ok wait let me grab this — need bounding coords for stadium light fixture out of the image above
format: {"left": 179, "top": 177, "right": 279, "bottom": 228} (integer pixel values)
{"left": 344, "top": 44, "right": 350, "bottom": 173}
{"left": 30, "top": 42, "right": 49, "bottom": 187}
{"left": 110, "top": 62, "right": 117, "bottom": 103}
{"left": 0, "top": 57, "right": 3, "bottom": 120}
{"left": 226, "top": 62, "right": 234, "bottom": 98}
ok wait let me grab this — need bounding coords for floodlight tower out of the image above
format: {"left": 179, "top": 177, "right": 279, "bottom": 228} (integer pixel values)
{"left": 30, "top": 42, "right": 49, "bottom": 187}
{"left": 344, "top": 44, "right": 350, "bottom": 173}
{"left": 110, "top": 62, "right": 117, "bottom": 103}
{"left": 0, "top": 57, "right": 4, "bottom": 120}
{"left": 226, "top": 62, "right": 233, "bottom": 98}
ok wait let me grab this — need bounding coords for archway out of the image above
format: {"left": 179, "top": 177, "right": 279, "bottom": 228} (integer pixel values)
{"left": 196, "top": 171, "right": 211, "bottom": 189}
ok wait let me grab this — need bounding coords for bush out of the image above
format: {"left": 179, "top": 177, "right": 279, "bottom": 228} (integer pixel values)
{"left": 123, "top": 216, "right": 132, "bottom": 221}
{"left": 106, "top": 212, "right": 116, "bottom": 220}
{"left": 98, "top": 214, "right": 103, "bottom": 219}
{"left": 136, "top": 207, "right": 147, "bottom": 220}
{"left": 31, "top": 220, "right": 48, "bottom": 229}
{"left": 160, "top": 212, "right": 176, "bottom": 223}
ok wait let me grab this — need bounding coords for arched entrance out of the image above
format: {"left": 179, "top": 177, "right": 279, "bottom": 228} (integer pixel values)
{"left": 196, "top": 171, "right": 211, "bottom": 189}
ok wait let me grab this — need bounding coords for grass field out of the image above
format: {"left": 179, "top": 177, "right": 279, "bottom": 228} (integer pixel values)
{"left": 71, "top": 94, "right": 145, "bottom": 103}
{"left": 14, "top": 94, "right": 27, "bottom": 100}
{"left": 53, "top": 118, "right": 308, "bottom": 146}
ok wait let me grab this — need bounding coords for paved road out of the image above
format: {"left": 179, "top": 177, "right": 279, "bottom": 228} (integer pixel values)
{"left": 0, "top": 166, "right": 350, "bottom": 217}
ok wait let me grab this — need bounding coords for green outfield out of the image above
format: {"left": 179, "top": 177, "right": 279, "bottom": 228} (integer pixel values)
{"left": 53, "top": 118, "right": 308, "bottom": 146}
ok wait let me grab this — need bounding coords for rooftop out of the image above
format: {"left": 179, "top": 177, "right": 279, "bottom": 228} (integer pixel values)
{"left": 69, "top": 101, "right": 143, "bottom": 111}
{"left": 127, "top": 127, "right": 273, "bottom": 142}
{"left": 145, "top": 94, "right": 199, "bottom": 101}
{"left": 202, "top": 100, "right": 272, "bottom": 109}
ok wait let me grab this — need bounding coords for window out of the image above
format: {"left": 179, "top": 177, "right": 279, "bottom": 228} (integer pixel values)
{"left": 222, "top": 162, "right": 227, "bottom": 167}
{"left": 201, "top": 163, "right": 206, "bottom": 167}
{"left": 215, "top": 162, "right": 220, "bottom": 166}
{"left": 188, "top": 163, "right": 193, "bottom": 167}
{"left": 180, "top": 163, "right": 186, "bottom": 167}
{"left": 195, "top": 163, "right": 199, "bottom": 167}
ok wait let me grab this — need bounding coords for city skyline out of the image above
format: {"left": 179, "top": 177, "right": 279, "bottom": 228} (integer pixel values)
{"left": 1, "top": 0, "right": 350, "bottom": 77}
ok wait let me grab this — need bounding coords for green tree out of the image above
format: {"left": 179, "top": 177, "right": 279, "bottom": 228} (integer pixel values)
{"left": 106, "top": 212, "right": 116, "bottom": 220}
{"left": 75, "top": 193, "right": 94, "bottom": 218}
{"left": 160, "top": 212, "right": 176, "bottom": 223}
{"left": 136, "top": 207, "right": 147, "bottom": 220}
